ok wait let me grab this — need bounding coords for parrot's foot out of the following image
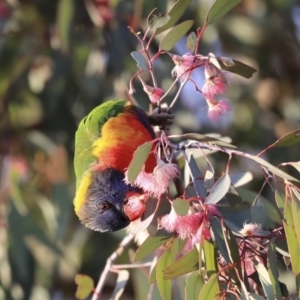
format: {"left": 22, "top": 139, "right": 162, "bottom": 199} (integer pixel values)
{"left": 148, "top": 107, "right": 174, "bottom": 127}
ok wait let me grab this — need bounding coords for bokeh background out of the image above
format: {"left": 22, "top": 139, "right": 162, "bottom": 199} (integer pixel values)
{"left": 1, "top": 0, "right": 300, "bottom": 299}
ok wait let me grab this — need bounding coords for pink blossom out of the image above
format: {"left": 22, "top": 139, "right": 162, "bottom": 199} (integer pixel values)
{"left": 176, "top": 212, "right": 204, "bottom": 239}
{"left": 206, "top": 98, "right": 231, "bottom": 122}
{"left": 202, "top": 63, "right": 230, "bottom": 98}
{"left": 191, "top": 222, "right": 211, "bottom": 245}
{"left": 161, "top": 208, "right": 204, "bottom": 240}
{"left": 161, "top": 206, "right": 178, "bottom": 232}
{"left": 239, "top": 223, "right": 262, "bottom": 237}
{"left": 141, "top": 81, "right": 164, "bottom": 104}
{"left": 123, "top": 192, "right": 149, "bottom": 221}
{"left": 170, "top": 53, "right": 199, "bottom": 81}
{"left": 124, "top": 160, "right": 179, "bottom": 197}
{"left": 207, "top": 205, "right": 220, "bottom": 216}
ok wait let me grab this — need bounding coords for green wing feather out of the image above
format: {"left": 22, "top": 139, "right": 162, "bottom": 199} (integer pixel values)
{"left": 74, "top": 99, "right": 127, "bottom": 188}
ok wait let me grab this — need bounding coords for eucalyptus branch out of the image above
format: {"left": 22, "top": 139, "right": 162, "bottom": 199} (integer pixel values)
{"left": 91, "top": 233, "right": 135, "bottom": 300}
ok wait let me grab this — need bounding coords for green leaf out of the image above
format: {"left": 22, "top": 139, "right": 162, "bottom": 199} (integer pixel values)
{"left": 248, "top": 294, "right": 266, "bottom": 300}
{"left": 147, "top": 8, "right": 171, "bottom": 29}
{"left": 179, "top": 133, "right": 236, "bottom": 148}
{"left": 281, "top": 161, "right": 300, "bottom": 174}
{"left": 131, "top": 51, "right": 148, "bottom": 71}
{"left": 110, "top": 270, "right": 129, "bottom": 300}
{"left": 268, "top": 241, "right": 283, "bottom": 300}
{"left": 155, "top": 0, "right": 192, "bottom": 35}
{"left": 203, "top": 239, "right": 218, "bottom": 278}
{"left": 127, "top": 141, "right": 152, "bottom": 183}
{"left": 134, "top": 230, "right": 173, "bottom": 261}
{"left": 254, "top": 259, "right": 275, "bottom": 300}
{"left": 173, "top": 198, "right": 190, "bottom": 216}
{"left": 218, "top": 59, "right": 257, "bottom": 79}
{"left": 251, "top": 200, "right": 276, "bottom": 229}
{"left": 244, "top": 153, "right": 299, "bottom": 183}
{"left": 272, "top": 129, "right": 300, "bottom": 148}
{"left": 157, "top": 248, "right": 173, "bottom": 300}
{"left": 283, "top": 196, "right": 300, "bottom": 274}
{"left": 163, "top": 247, "right": 198, "bottom": 280}
{"left": 75, "top": 274, "right": 94, "bottom": 300}
{"left": 149, "top": 262, "right": 157, "bottom": 284}
{"left": 198, "top": 273, "right": 219, "bottom": 299}
{"left": 159, "top": 20, "right": 194, "bottom": 51}
{"left": 206, "top": 0, "right": 242, "bottom": 25}
{"left": 57, "top": 0, "right": 74, "bottom": 52}
{"left": 185, "top": 271, "right": 204, "bottom": 300}
{"left": 186, "top": 32, "right": 197, "bottom": 53}
{"left": 206, "top": 174, "right": 231, "bottom": 205}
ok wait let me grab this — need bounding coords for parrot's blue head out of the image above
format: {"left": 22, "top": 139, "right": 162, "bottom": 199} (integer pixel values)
{"left": 77, "top": 168, "right": 140, "bottom": 232}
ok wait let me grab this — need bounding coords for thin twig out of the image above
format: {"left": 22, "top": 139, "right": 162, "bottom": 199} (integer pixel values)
{"left": 91, "top": 233, "right": 135, "bottom": 300}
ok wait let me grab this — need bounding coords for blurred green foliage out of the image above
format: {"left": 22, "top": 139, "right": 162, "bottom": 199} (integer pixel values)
{"left": 1, "top": 0, "right": 300, "bottom": 299}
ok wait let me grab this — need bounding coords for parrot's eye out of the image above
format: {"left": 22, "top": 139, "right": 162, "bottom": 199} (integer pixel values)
{"left": 99, "top": 202, "right": 110, "bottom": 212}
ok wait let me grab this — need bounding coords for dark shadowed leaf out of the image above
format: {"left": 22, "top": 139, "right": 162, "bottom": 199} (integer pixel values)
{"left": 222, "top": 223, "right": 240, "bottom": 265}
{"left": 254, "top": 259, "right": 275, "bottom": 300}
{"left": 147, "top": 8, "right": 171, "bottom": 29}
{"left": 186, "top": 32, "right": 197, "bottom": 53}
{"left": 198, "top": 273, "right": 219, "bottom": 299}
{"left": 204, "top": 161, "right": 215, "bottom": 192}
{"left": 249, "top": 294, "right": 266, "bottom": 300}
{"left": 206, "top": 174, "right": 231, "bottom": 205}
{"left": 75, "top": 274, "right": 94, "bottom": 300}
{"left": 110, "top": 270, "right": 129, "bottom": 300}
{"left": 163, "top": 247, "right": 198, "bottom": 280}
{"left": 57, "top": 0, "right": 74, "bottom": 52}
{"left": 160, "top": 20, "right": 194, "bottom": 51}
{"left": 157, "top": 248, "right": 173, "bottom": 300}
{"left": 134, "top": 230, "right": 173, "bottom": 261}
{"left": 127, "top": 142, "right": 152, "bottom": 183}
{"left": 205, "top": 0, "right": 242, "bottom": 25}
{"left": 224, "top": 185, "right": 242, "bottom": 206}
{"left": 187, "top": 154, "right": 206, "bottom": 198}
{"left": 185, "top": 271, "right": 204, "bottom": 300}
{"left": 260, "top": 197, "right": 283, "bottom": 225}
{"left": 219, "top": 59, "right": 256, "bottom": 79}
{"left": 131, "top": 51, "right": 148, "bottom": 71}
{"left": 268, "top": 241, "right": 283, "bottom": 300}
{"left": 251, "top": 200, "right": 276, "bottom": 229}
{"left": 155, "top": 0, "right": 191, "bottom": 35}
{"left": 173, "top": 198, "right": 190, "bottom": 216}
{"left": 210, "top": 217, "right": 230, "bottom": 262}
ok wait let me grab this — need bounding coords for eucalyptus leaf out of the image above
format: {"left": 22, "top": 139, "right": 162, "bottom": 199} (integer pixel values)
{"left": 185, "top": 271, "right": 204, "bottom": 300}
{"left": 254, "top": 259, "right": 275, "bottom": 300}
{"left": 198, "top": 273, "right": 219, "bottom": 299}
{"left": 218, "top": 59, "right": 256, "bottom": 79}
{"left": 186, "top": 32, "right": 197, "bottom": 53}
{"left": 131, "top": 51, "right": 148, "bottom": 71}
{"left": 160, "top": 20, "right": 194, "bottom": 51}
{"left": 173, "top": 198, "right": 190, "bottom": 216}
{"left": 155, "top": 0, "right": 192, "bottom": 35}
{"left": 206, "top": 174, "right": 231, "bottom": 205}
{"left": 272, "top": 129, "right": 300, "bottom": 148}
{"left": 134, "top": 230, "right": 173, "bottom": 261}
{"left": 147, "top": 8, "right": 171, "bottom": 29}
{"left": 157, "top": 248, "right": 173, "bottom": 300}
{"left": 163, "top": 247, "right": 198, "bottom": 280}
{"left": 110, "top": 270, "right": 130, "bottom": 300}
{"left": 205, "top": 0, "right": 242, "bottom": 25}
{"left": 127, "top": 141, "right": 152, "bottom": 183}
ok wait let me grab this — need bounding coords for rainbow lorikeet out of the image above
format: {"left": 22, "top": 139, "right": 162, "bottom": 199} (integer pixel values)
{"left": 74, "top": 99, "right": 173, "bottom": 232}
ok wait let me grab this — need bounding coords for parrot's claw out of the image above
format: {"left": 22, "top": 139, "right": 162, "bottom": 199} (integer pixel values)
{"left": 148, "top": 107, "right": 174, "bottom": 127}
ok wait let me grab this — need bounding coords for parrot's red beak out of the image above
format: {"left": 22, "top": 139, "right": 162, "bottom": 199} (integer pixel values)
{"left": 123, "top": 192, "right": 149, "bottom": 221}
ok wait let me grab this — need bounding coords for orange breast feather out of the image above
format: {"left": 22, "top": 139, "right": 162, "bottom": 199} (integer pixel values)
{"left": 91, "top": 111, "right": 156, "bottom": 173}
